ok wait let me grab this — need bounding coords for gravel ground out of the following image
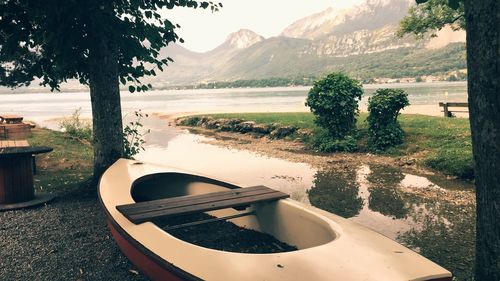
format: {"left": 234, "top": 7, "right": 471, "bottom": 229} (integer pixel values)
{"left": 0, "top": 188, "right": 148, "bottom": 281}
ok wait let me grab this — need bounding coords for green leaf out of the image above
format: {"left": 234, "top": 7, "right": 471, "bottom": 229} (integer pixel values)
{"left": 448, "top": 0, "right": 460, "bottom": 10}
{"left": 128, "top": 85, "right": 135, "bottom": 93}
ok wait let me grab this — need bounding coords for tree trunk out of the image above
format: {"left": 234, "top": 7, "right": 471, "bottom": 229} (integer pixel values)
{"left": 464, "top": 1, "right": 500, "bottom": 280}
{"left": 88, "top": 39, "right": 123, "bottom": 180}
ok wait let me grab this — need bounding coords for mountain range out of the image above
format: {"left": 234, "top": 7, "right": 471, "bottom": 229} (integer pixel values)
{"left": 148, "top": 0, "right": 465, "bottom": 87}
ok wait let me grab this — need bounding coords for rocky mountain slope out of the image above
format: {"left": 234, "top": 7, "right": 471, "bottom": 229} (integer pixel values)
{"left": 153, "top": 0, "right": 465, "bottom": 86}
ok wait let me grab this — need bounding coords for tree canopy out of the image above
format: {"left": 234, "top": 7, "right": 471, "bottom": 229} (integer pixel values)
{"left": 0, "top": 0, "right": 220, "bottom": 91}
{"left": 0, "top": 0, "right": 222, "bottom": 177}
{"left": 398, "top": 0, "right": 464, "bottom": 38}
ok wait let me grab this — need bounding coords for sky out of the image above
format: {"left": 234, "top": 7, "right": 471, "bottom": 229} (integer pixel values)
{"left": 163, "top": 0, "right": 364, "bottom": 52}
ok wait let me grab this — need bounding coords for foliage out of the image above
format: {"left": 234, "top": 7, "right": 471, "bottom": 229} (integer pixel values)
{"left": 195, "top": 77, "right": 316, "bottom": 89}
{"left": 0, "top": 0, "right": 221, "bottom": 177}
{"left": 123, "top": 110, "right": 150, "bottom": 159}
{"left": 59, "top": 108, "right": 92, "bottom": 142}
{"left": 367, "top": 89, "right": 410, "bottom": 151}
{"left": 179, "top": 116, "right": 202, "bottom": 126}
{"left": 0, "top": 0, "right": 221, "bottom": 91}
{"left": 206, "top": 112, "right": 315, "bottom": 129}
{"left": 398, "top": 0, "right": 465, "bottom": 38}
{"left": 305, "top": 73, "right": 363, "bottom": 139}
{"left": 306, "top": 128, "right": 358, "bottom": 153}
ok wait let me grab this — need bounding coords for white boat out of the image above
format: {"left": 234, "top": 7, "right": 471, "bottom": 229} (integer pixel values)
{"left": 99, "top": 159, "right": 452, "bottom": 281}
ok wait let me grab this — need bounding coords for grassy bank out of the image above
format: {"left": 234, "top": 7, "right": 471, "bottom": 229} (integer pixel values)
{"left": 185, "top": 112, "right": 473, "bottom": 180}
{"left": 28, "top": 127, "right": 93, "bottom": 193}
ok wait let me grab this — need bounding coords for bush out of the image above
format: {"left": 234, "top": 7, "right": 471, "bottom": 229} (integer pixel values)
{"left": 307, "top": 128, "right": 358, "bottom": 153}
{"left": 306, "top": 72, "right": 363, "bottom": 139}
{"left": 59, "top": 108, "right": 92, "bottom": 142}
{"left": 123, "top": 110, "right": 150, "bottom": 159}
{"left": 179, "top": 116, "right": 201, "bottom": 126}
{"left": 367, "top": 88, "right": 409, "bottom": 151}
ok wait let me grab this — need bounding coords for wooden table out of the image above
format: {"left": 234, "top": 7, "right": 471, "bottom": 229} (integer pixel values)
{"left": 0, "top": 115, "right": 24, "bottom": 124}
{"left": 0, "top": 144, "right": 54, "bottom": 210}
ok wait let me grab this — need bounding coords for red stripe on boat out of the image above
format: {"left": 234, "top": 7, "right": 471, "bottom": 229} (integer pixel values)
{"left": 107, "top": 220, "right": 186, "bottom": 281}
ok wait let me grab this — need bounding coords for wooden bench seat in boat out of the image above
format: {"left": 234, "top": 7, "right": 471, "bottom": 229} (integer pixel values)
{"left": 117, "top": 185, "right": 289, "bottom": 224}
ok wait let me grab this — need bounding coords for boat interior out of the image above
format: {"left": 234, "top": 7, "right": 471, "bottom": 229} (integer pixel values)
{"left": 128, "top": 172, "right": 338, "bottom": 252}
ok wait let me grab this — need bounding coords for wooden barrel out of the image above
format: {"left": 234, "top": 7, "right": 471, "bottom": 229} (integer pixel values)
{"left": 0, "top": 154, "right": 34, "bottom": 204}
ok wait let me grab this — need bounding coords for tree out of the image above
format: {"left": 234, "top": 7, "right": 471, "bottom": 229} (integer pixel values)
{"left": 0, "top": 0, "right": 220, "bottom": 178}
{"left": 400, "top": 1, "right": 499, "bottom": 280}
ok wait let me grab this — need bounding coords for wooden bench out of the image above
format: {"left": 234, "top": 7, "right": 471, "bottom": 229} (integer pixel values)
{"left": 439, "top": 102, "right": 468, "bottom": 117}
{"left": 0, "top": 115, "right": 24, "bottom": 124}
{"left": 117, "top": 185, "right": 289, "bottom": 224}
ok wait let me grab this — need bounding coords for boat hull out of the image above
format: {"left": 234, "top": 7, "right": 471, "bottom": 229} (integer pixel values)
{"left": 106, "top": 218, "right": 194, "bottom": 281}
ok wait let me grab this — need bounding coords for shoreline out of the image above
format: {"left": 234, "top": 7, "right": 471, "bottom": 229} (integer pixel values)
{"left": 171, "top": 120, "right": 474, "bottom": 203}
{"left": 0, "top": 81, "right": 467, "bottom": 95}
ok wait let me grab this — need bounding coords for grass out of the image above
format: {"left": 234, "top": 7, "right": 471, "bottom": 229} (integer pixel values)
{"left": 28, "top": 128, "right": 93, "bottom": 194}
{"left": 208, "top": 112, "right": 316, "bottom": 129}
{"left": 193, "top": 112, "right": 473, "bottom": 180}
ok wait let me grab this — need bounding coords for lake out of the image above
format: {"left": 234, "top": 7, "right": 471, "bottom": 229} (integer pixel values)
{"left": 0, "top": 81, "right": 467, "bottom": 123}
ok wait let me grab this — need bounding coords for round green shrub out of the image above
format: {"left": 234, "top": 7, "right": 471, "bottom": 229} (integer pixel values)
{"left": 306, "top": 72, "right": 363, "bottom": 139}
{"left": 367, "top": 88, "right": 410, "bottom": 151}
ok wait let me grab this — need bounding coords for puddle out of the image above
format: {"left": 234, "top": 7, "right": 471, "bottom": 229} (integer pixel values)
{"left": 135, "top": 117, "right": 474, "bottom": 280}
{"left": 309, "top": 164, "right": 475, "bottom": 280}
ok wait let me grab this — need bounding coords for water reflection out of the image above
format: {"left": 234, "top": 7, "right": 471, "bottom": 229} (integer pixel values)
{"left": 399, "top": 199, "right": 475, "bottom": 281}
{"left": 307, "top": 164, "right": 475, "bottom": 280}
{"left": 366, "top": 165, "right": 409, "bottom": 219}
{"left": 307, "top": 169, "right": 363, "bottom": 218}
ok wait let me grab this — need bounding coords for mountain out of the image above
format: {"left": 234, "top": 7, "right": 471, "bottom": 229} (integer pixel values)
{"left": 150, "top": 0, "right": 466, "bottom": 86}
{"left": 281, "top": 0, "right": 413, "bottom": 40}
{"left": 280, "top": 0, "right": 420, "bottom": 58}
{"left": 217, "top": 29, "right": 264, "bottom": 49}
{"left": 145, "top": 29, "right": 265, "bottom": 86}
